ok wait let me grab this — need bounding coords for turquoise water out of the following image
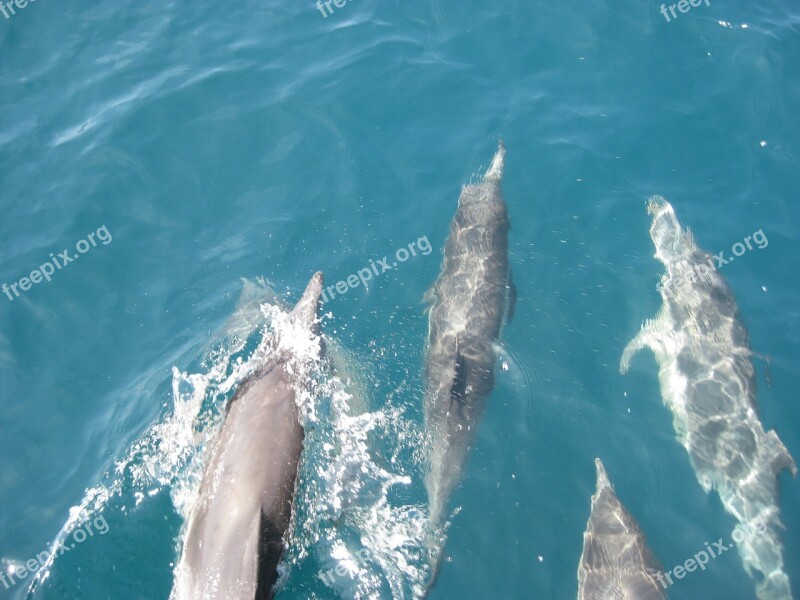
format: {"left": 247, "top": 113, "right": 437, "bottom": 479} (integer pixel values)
{"left": 1, "top": 0, "right": 799, "bottom": 599}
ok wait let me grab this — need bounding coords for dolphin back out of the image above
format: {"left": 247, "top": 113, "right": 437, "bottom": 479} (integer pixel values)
{"left": 422, "top": 143, "right": 512, "bottom": 593}
{"left": 172, "top": 273, "right": 324, "bottom": 600}
{"left": 577, "top": 459, "right": 666, "bottom": 600}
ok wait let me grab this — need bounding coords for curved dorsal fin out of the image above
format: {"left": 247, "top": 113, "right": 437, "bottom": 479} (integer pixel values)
{"left": 449, "top": 339, "right": 468, "bottom": 406}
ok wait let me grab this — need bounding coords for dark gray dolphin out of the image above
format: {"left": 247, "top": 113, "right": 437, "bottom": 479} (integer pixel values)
{"left": 171, "top": 272, "right": 324, "bottom": 600}
{"left": 577, "top": 459, "right": 666, "bottom": 600}
{"left": 422, "top": 142, "right": 513, "bottom": 586}
{"left": 620, "top": 197, "right": 796, "bottom": 600}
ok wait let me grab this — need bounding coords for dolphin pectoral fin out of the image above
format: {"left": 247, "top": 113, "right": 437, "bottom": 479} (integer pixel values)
{"left": 753, "top": 353, "right": 773, "bottom": 388}
{"left": 620, "top": 314, "right": 664, "bottom": 374}
{"left": 422, "top": 285, "right": 437, "bottom": 308}
{"left": 620, "top": 333, "right": 645, "bottom": 375}
{"left": 505, "top": 270, "right": 517, "bottom": 325}
{"left": 764, "top": 429, "right": 798, "bottom": 477}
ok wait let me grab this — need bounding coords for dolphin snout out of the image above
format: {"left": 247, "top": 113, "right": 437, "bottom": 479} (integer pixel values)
{"left": 646, "top": 195, "right": 670, "bottom": 216}
{"left": 484, "top": 140, "right": 505, "bottom": 181}
{"left": 290, "top": 272, "right": 324, "bottom": 328}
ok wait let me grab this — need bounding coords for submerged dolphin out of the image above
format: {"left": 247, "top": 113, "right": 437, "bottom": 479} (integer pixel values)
{"left": 620, "top": 197, "right": 796, "bottom": 600}
{"left": 577, "top": 459, "right": 666, "bottom": 600}
{"left": 422, "top": 142, "right": 514, "bottom": 585}
{"left": 171, "top": 272, "right": 324, "bottom": 600}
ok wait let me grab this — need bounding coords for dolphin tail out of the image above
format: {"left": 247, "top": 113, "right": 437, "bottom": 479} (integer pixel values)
{"left": 423, "top": 551, "right": 444, "bottom": 598}
{"left": 755, "top": 571, "right": 793, "bottom": 600}
{"left": 421, "top": 517, "right": 448, "bottom": 598}
{"left": 483, "top": 140, "right": 505, "bottom": 182}
{"left": 289, "top": 272, "right": 324, "bottom": 332}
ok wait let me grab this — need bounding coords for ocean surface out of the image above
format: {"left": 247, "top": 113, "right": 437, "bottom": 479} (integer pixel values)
{"left": 1, "top": 1, "right": 799, "bottom": 599}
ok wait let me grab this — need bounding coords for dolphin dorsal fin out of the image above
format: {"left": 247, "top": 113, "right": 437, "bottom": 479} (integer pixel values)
{"left": 449, "top": 339, "right": 468, "bottom": 406}
{"left": 256, "top": 510, "right": 285, "bottom": 600}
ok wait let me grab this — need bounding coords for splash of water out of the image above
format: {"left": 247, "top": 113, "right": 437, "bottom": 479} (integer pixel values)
{"left": 26, "top": 278, "right": 434, "bottom": 599}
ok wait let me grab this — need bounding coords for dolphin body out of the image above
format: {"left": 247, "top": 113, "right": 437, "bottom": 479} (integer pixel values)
{"left": 577, "top": 459, "right": 666, "bottom": 600}
{"left": 620, "top": 197, "right": 796, "bottom": 600}
{"left": 422, "top": 142, "right": 513, "bottom": 585}
{"left": 171, "top": 273, "right": 324, "bottom": 600}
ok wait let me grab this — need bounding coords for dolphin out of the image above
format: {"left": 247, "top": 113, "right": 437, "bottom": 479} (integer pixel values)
{"left": 422, "top": 141, "right": 514, "bottom": 586}
{"left": 620, "top": 197, "right": 796, "bottom": 600}
{"left": 577, "top": 459, "right": 666, "bottom": 600}
{"left": 171, "top": 272, "right": 324, "bottom": 600}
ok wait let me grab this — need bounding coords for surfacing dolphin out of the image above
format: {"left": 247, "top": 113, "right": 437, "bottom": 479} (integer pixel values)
{"left": 577, "top": 459, "right": 666, "bottom": 600}
{"left": 422, "top": 141, "right": 514, "bottom": 588}
{"left": 171, "top": 272, "right": 324, "bottom": 600}
{"left": 620, "top": 197, "right": 796, "bottom": 600}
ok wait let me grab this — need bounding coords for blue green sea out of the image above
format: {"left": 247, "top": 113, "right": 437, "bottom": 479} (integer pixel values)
{"left": 1, "top": 0, "right": 799, "bottom": 599}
